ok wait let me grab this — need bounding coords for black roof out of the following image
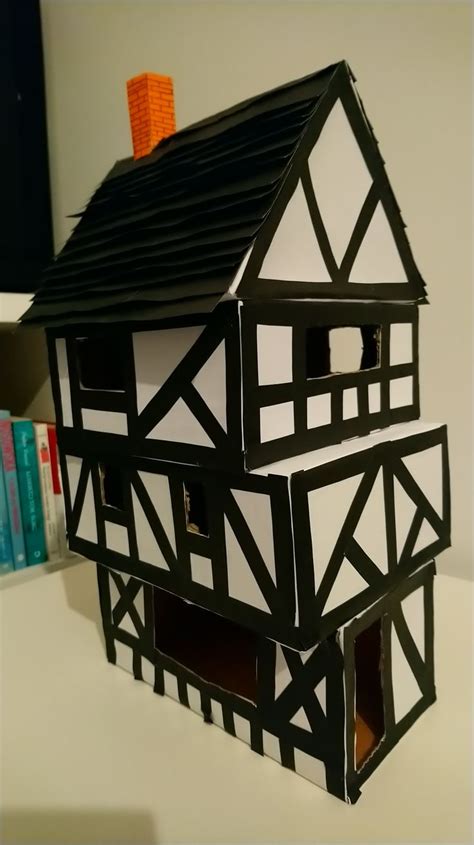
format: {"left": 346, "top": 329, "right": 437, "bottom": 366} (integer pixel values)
{"left": 22, "top": 62, "right": 342, "bottom": 326}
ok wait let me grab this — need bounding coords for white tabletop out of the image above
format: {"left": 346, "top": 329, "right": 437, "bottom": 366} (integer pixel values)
{"left": 1, "top": 562, "right": 472, "bottom": 844}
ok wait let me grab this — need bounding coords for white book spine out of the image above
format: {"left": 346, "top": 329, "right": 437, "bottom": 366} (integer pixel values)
{"left": 34, "top": 423, "right": 59, "bottom": 560}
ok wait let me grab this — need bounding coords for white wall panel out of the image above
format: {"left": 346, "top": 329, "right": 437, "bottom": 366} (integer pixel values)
{"left": 148, "top": 397, "right": 214, "bottom": 447}
{"left": 402, "top": 445, "right": 443, "bottom": 518}
{"left": 353, "top": 471, "right": 388, "bottom": 574}
{"left": 293, "top": 749, "right": 326, "bottom": 789}
{"left": 390, "top": 376, "right": 413, "bottom": 409}
{"left": 368, "top": 382, "right": 381, "bottom": 414}
{"left": 257, "top": 324, "right": 293, "bottom": 385}
{"left": 133, "top": 326, "right": 203, "bottom": 414}
{"left": 66, "top": 455, "right": 82, "bottom": 509}
{"left": 349, "top": 202, "right": 409, "bottom": 285}
{"left": 81, "top": 408, "right": 128, "bottom": 436}
{"left": 225, "top": 516, "right": 270, "bottom": 612}
{"left": 401, "top": 585, "right": 425, "bottom": 661}
{"left": 308, "top": 474, "right": 363, "bottom": 588}
{"left": 115, "top": 642, "right": 133, "bottom": 676}
{"left": 260, "top": 401, "right": 294, "bottom": 443}
{"left": 190, "top": 553, "right": 213, "bottom": 589}
{"left": 192, "top": 341, "right": 227, "bottom": 431}
{"left": 393, "top": 477, "right": 417, "bottom": 559}
{"left": 105, "top": 522, "right": 129, "bottom": 557}
{"left": 343, "top": 387, "right": 358, "bottom": 420}
{"left": 307, "top": 393, "right": 331, "bottom": 429}
{"left": 391, "top": 622, "right": 422, "bottom": 723}
{"left": 390, "top": 323, "right": 413, "bottom": 366}
{"left": 132, "top": 487, "right": 170, "bottom": 570}
{"left": 323, "top": 558, "right": 368, "bottom": 614}
{"left": 308, "top": 98, "right": 372, "bottom": 265}
{"left": 76, "top": 474, "right": 97, "bottom": 544}
{"left": 56, "top": 338, "right": 73, "bottom": 427}
{"left": 231, "top": 487, "right": 276, "bottom": 583}
{"left": 260, "top": 181, "right": 332, "bottom": 283}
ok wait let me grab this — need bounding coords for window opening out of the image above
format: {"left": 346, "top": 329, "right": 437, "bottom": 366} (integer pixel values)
{"left": 77, "top": 336, "right": 126, "bottom": 391}
{"left": 305, "top": 325, "right": 381, "bottom": 379}
{"left": 184, "top": 480, "right": 209, "bottom": 536}
{"left": 154, "top": 587, "right": 258, "bottom": 702}
{"left": 306, "top": 326, "right": 331, "bottom": 378}
{"left": 99, "top": 463, "right": 124, "bottom": 510}
{"left": 360, "top": 325, "right": 380, "bottom": 370}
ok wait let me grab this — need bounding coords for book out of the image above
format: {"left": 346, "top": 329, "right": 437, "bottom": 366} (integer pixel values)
{"left": 12, "top": 418, "right": 47, "bottom": 566}
{"left": 0, "top": 411, "right": 26, "bottom": 569}
{"left": 47, "top": 424, "right": 69, "bottom": 560}
{"left": 0, "top": 451, "right": 14, "bottom": 573}
{"left": 34, "top": 422, "right": 59, "bottom": 561}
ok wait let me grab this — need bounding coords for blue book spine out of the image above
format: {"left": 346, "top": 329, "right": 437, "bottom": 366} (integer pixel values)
{"left": 0, "top": 412, "right": 27, "bottom": 569}
{"left": 12, "top": 419, "right": 47, "bottom": 566}
{"left": 0, "top": 452, "right": 14, "bottom": 574}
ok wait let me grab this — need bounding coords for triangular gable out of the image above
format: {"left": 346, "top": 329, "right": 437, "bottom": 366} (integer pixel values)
{"left": 237, "top": 63, "right": 426, "bottom": 303}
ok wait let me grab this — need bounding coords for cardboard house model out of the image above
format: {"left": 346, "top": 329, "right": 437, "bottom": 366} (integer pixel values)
{"left": 23, "top": 62, "right": 451, "bottom": 803}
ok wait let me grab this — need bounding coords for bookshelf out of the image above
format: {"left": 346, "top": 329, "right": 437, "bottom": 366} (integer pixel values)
{"left": 0, "top": 292, "right": 78, "bottom": 578}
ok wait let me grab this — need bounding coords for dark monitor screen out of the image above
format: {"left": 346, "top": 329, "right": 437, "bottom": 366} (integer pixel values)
{"left": 0, "top": 0, "right": 53, "bottom": 292}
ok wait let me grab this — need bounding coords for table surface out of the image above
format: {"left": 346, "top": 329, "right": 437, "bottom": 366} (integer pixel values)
{"left": 1, "top": 562, "right": 472, "bottom": 845}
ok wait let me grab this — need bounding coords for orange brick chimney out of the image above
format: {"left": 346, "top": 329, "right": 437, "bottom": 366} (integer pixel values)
{"left": 126, "top": 72, "right": 176, "bottom": 160}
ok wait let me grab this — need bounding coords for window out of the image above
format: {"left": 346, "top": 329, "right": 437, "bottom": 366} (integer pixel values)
{"left": 183, "top": 480, "right": 209, "bottom": 537}
{"left": 354, "top": 618, "right": 385, "bottom": 769}
{"left": 154, "top": 587, "right": 258, "bottom": 702}
{"left": 306, "top": 326, "right": 331, "bottom": 378}
{"left": 76, "top": 335, "right": 126, "bottom": 391}
{"left": 99, "top": 463, "right": 124, "bottom": 510}
{"left": 360, "top": 325, "right": 380, "bottom": 370}
{"left": 305, "top": 325, "right": 380, "bottom": 379}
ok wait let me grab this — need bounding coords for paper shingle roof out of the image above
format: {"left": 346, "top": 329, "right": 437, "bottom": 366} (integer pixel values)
{"left": 22, "top": 61, "right": 425, "bottom": 327}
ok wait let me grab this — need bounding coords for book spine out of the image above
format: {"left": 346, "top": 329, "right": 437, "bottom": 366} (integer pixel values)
{"left": 13, "top": 421, "right": 47, "bottom": 566}
{"left": 47, "top": 424, "right": 69, "bottom": 559}
{"left": 34, "top": 423, "right": 59, "bottom": 561}
{"left": 0, "top": 454, "right": 14, "bottom": 573}
{"left": 0, "top": 418, "right": 26, "bottom": 569}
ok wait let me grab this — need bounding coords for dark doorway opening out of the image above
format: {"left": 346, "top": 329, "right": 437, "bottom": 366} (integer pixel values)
{"left": 154, "top": 588, "right": 258, "bottom": 703}
{"left": 354, "top": 617, "right": 385, "bottom": 769}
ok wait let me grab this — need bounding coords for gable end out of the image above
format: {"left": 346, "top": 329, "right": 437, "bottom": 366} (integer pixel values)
{"left": 238, "top": 63, "right": 427, "bottom": 303}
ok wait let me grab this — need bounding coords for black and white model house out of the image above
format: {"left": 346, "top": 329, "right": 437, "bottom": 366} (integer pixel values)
{"left": 23, "top": 61, "right": 450, "bottom": 803}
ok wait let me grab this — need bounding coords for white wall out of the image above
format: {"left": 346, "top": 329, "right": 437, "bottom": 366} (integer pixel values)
{"left": 40, "top": 0, "right": 472, "bottom": 579}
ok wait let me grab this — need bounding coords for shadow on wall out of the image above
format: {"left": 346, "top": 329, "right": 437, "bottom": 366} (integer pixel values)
{"left": 1, "top": 808, "right": 157, "bottom": 845}
{"left": 0, "top": 328, "right": 55, "bottom": 420}
{"left": 60, "top": 560, "right": 105, "bottom": 646}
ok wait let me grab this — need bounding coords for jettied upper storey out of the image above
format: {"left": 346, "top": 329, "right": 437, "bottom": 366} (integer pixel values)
{"left": 22, "top": 61, "right": 426, "bottom": 328}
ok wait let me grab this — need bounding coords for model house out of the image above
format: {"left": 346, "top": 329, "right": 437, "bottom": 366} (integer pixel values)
{"left": 23, "top": 62, "right": 450, "bottom": 803}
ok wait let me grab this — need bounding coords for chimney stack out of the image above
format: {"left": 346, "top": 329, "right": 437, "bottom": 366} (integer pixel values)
{"left": 126, "top": 72, "right": 176, "bottom": 160}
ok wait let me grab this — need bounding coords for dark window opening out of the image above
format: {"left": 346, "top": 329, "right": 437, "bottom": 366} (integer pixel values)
{"left": 76, "top": 336, "right": 126, "bottom": 391}
{"left": 154, "top": 588, "right": 258, "bottom": 702}
{"left": 306, "top": 326, "right": 331, "bottom": 378}
{"left": 354, "top": 617, "right": 385, "bottom": 770}
{"left": 360, "top": 325, "right": 381, "bottom": 370}
{"left": 99, "top": 463, "right": 124, "bottom": 510}
{"left": 184, "top": 480, "right": 209, "bottom": 536}
{"left": 305, "top": 325, "right": 381, "bottom": 379}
